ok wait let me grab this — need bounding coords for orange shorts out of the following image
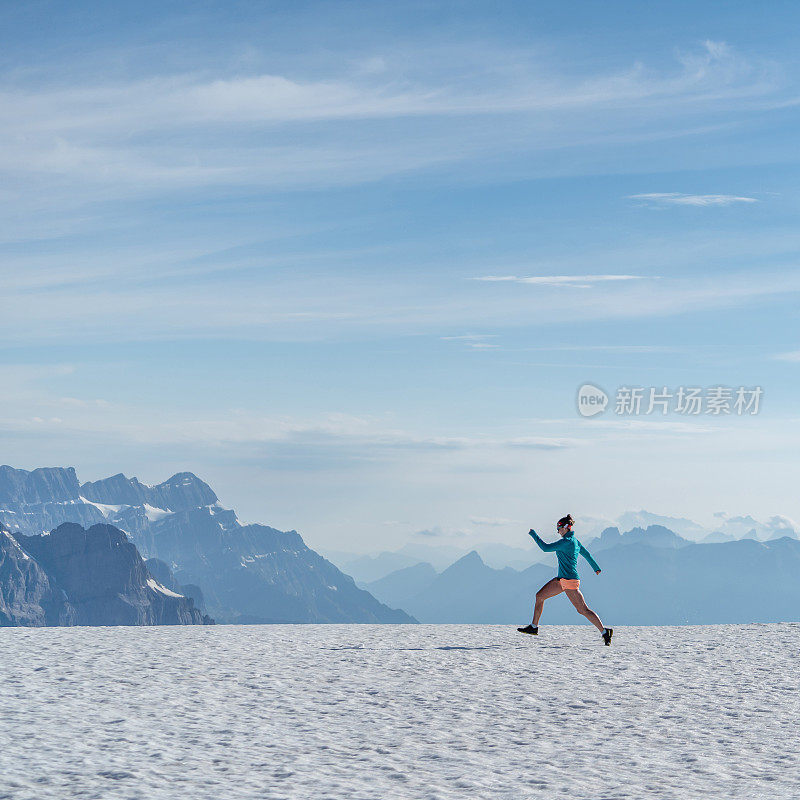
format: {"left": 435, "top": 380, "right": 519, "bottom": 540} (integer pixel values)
{"left": 559, "top": 578, "right": 580, "bottom": 590}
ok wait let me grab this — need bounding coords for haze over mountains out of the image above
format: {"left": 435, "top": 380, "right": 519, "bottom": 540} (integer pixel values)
{"left": 0, "top": 465, "right": 412, "bottom": 626}
{"left": 329, "top": 510, "right": 799, "bottom": 584}
{"left": 360, "top": 525, "right": 800, "bottom": 625}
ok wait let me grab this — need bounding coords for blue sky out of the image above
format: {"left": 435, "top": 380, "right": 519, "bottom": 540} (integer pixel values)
{"left": 3, "top": 1, "right": 800, "bottom": 551}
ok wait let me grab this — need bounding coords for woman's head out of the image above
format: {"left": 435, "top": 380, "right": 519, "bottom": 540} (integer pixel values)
{"left": 557, "top": 514, "right": 574, "bottom": 535}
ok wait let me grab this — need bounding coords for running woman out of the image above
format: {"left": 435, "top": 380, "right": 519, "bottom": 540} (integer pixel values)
{"left": 517, "top": 514, "right": 613, "bottom": 645}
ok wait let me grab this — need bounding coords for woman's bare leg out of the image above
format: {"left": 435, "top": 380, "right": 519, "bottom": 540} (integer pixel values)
{"left": 564, "top": 587, "right": 604, "bottom": 632}
{"left": 532, "top": 577, "right": 563, "bottom": 626}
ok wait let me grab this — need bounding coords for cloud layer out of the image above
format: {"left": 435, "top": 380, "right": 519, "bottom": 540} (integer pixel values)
{"left": 473, "top": 275, "right": 650, "bottom": 288}
{"left": 628, "top": 193, "right": 759, "bottom": 207}
{"left": 0, "top": 39, "right": 780, "bottom": 200}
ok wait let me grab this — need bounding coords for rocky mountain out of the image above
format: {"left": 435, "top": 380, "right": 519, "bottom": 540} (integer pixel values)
{"left": 82, "top": 471, "right": 218, "bottom": 510}
{"left": 592, "top": 525, "right": 690, "bottom": 551}
{"left": 614, "top": 510, "right": 709, "bottom": 540}
{"left": 0, "top": 465, "right": 413, "bottom": 625}
{"left": 144, "top": 557, "right": 208, "bottom": 613}
{"left": 0, "top": 465, "right": 82, "bottom": 504}
{"left": 1, "top": 522, "right": 210, "bottom": 626}
{"left": 0, "top": 526, "right": 73, "bottom": 626}
{"left": 0, "top": 466, "right": 107, "bottom": 534}
{"left": 364, "top": 530, "right": 800, "bottom": 625}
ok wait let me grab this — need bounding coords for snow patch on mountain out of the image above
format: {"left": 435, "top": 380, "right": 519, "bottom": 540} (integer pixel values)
{"left": 3, "top": 528, "right": 30, "bottom": 559}
{"left": 143, "top": 504, "right": 171, "bottom": 522}
{"left": 78, "top": 496, "right": 125, "bottom": 517}
{"left": 146, "top": 577, "right": 184, "bottom": 598}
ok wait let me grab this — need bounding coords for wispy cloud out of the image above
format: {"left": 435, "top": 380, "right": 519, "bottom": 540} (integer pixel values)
{"left": 413, "top": 526, "right": 469, "bottom": 538}
{"left": 4, "top": 39, "right": 764, "bottom": 131}
{"left": 628, "top": 193, "right": 759, "bottom": 207}
{"left": 5, "top": 264, "right": 800, "bottom": 346}
{"left": 590, "top": 419, "right": 720, "bottom": 435}
{"left": 414, "top": 526, "right": 446, "bottom": 538}
{"left": 441, "top": 334, "right": 499, "bottom": 349}
{"left": 441, "top": 334, "right": 498, "bottom": 340}
{"left": 772, "top": 350, "right": 800, "bottom": 362}
{"left": 472, "top": 275, "right": 650, "bottom": 288}
{"left": 0, "top": 38, "right": 794, "bottom": 348}
{"left": 525, "top": 345, "right": 678, "bottom": 353}
{"left": 0, "top": 39, "right": 779, "bottom": 198}
{"left": 0, "top": 379, "right": 577, "bottom": 454}
{"left": 470, "top": 516, "right": 520, "bottom": 527}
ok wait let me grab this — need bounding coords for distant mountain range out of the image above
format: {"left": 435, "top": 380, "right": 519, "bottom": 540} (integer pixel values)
{"left": 5, "top": 465, "right": 797, "bottom": 627}
{"left": 0, "top": 466, "right": 413, "bottom": 626}
{"left": 329, "top": 511, "right": 799, "bottom": 584}
{"left": 329, "top": 542, "right": 549, "bottom": 585}
{"left": 583, "top": 510, "right": 798, "bottom": 544}
{"left": 362, "top": 526, "right": 800, "bottom": 625}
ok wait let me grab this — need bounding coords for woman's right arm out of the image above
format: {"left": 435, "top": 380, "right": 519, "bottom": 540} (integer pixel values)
{"left": 529, "top": 529, "right": 560, "bottom": 552}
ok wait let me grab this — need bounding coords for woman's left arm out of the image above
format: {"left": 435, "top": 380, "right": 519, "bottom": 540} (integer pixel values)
{"left": 579, "top": 542, "right": 601, "bottom": 574}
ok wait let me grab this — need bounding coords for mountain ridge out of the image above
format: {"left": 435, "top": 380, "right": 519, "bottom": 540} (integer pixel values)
{"left": 0, "top": 465, "right": 413, "bottom": 625}
{"left": 2, "top": 521, "right": 210, "bottom": 626}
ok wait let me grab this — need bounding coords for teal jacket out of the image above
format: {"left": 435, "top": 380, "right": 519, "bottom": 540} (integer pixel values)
{"left": 528, "top": 530, "right": 601, "bottom": 580}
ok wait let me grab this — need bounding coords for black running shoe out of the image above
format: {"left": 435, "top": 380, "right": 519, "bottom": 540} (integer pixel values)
{"left": 602, "top": 627, "right": 613, "bottom": 646}
{"left": 517, "top": 624, "right": 538, "bottom": 635}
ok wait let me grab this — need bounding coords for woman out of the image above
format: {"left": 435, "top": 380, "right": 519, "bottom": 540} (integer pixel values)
{"left": 517, "top": 514, "right": 613, "bottom": 645}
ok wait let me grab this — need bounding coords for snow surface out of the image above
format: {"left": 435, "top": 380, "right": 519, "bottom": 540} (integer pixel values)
{"left": 0, "top": 624, "right": 797, "bottom": 799}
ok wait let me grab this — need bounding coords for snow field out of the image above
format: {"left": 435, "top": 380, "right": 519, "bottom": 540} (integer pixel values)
{"left": 0, "top": 623, "right": 797, "bottom": 799}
